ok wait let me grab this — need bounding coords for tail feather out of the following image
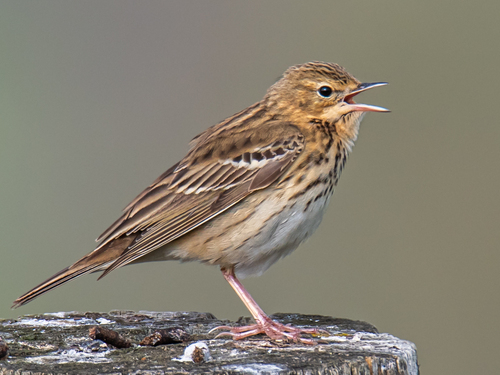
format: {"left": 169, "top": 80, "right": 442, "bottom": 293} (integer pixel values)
{"left": 11, "top": 263, "right": 107, "bottom": 308}
{"left": 12, "top": 234, "right": 138, "bottom": 308}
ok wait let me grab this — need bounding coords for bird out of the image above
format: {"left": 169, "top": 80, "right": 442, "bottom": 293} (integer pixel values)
{"left": 13, "top": 61, "right": 388, "bottom": 344}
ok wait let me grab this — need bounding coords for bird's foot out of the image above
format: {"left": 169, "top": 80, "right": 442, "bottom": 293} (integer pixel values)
{"left": 210, "top": 316, "right": 329, "bottom": 345}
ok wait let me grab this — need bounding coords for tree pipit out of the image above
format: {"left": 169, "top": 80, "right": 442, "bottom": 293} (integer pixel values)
{"left": 13, "top": 62, "right": 388, "bottom": 344}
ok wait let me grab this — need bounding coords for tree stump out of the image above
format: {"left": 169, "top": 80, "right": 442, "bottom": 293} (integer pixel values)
{"left": 0, "top": 310, "right": 418, "bottom": 374}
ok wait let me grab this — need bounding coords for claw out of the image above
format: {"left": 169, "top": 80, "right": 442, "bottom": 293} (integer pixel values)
{"left": 208, "top": 325, "right": 234, "bottom": 334}
{"left": 216, "top": 267, "right": 330, "bottom": 345}
{"left": 210, "top": 320, "right": 328, "bottom": 344}
{"left": 214, "top": 331, "right": 236, "bottom": 339}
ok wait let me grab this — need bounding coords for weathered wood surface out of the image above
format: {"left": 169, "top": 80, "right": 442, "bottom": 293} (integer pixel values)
{"left": 0, "top": 310, "right": 418, "bottom": 374}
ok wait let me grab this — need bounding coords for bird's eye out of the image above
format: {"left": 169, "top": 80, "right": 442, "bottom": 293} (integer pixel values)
{"left": 318, "top": 86, "right": 333, "bottom": 98}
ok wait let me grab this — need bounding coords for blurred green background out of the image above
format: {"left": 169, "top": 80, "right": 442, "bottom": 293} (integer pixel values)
{"left": 1, "top": 1, "right": 499, "bottom": 374}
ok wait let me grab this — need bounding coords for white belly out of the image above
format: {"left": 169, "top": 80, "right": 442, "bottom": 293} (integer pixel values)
{"left": 229, "top": 185, "right": 333, "bottom": 278}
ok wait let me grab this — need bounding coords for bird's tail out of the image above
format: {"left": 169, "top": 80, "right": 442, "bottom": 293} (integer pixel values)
{"left": 12, "top": 235, "right": 137, "bottom": 308}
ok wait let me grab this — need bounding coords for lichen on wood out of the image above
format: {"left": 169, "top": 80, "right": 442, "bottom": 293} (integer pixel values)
{"left": 0, "top": 310, "right": 418, "bottom": 374}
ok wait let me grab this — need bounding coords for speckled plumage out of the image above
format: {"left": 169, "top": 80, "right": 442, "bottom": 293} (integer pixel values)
{"left": 14, "top": 62, "right": 388, "bottom": 343}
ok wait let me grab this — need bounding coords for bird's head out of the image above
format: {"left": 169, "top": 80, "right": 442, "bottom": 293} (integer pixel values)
{"left": 265, "top": 61, "right": 389, "bottom": 141}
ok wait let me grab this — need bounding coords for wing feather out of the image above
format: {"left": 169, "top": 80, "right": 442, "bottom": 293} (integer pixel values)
{"left": 96, "top": 122, "right": 304, "bottom": 278}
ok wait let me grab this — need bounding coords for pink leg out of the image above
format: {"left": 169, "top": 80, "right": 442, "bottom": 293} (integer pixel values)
{"left": 210, "top": 267, "right": 328, "bottom": 345}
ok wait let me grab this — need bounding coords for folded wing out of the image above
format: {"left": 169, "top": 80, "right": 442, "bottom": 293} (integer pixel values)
{"left": 12, "top": 121, "right": 304, "bottom": 307}
{"left": 98, "top": 122, "right": 305, "bottom": 277}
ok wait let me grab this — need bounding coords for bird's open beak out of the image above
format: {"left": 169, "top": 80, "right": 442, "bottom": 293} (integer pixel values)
{"left": 343, "top": 82, "right": 389, "bottom": 113}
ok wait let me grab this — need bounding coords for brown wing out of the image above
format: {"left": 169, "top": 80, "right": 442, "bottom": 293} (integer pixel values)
{"left": 97, "top": 122, "right": 305, "bottom": 278}
{"left": 12, "top": 121, "right": 304, "bottom": 308}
